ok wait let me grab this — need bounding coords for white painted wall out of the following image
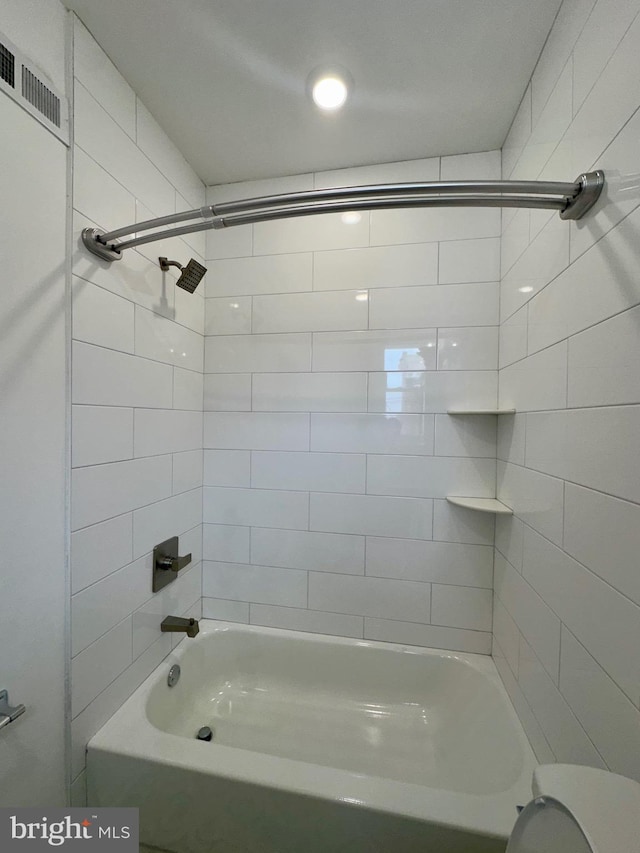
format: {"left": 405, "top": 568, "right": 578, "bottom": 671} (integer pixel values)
{"left": 68, "top": 17, "right": 206, "bottom": 806}
{"left": 0, "top": 0, "right": 68, "bottom": 806}
{"left": 202, "top": 153, "right": 502, "bottom": 653}
{"left": 1, "top": 0, "right": 67, "bottom": 91}
{"left": 494, "top": 0, "right": 640, "bottom": 782}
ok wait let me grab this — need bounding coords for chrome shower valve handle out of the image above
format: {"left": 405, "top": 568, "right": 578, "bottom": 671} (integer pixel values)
{"left": 153, "top": 536, "right": 192, "bottom": 592}
{"left": 156, "top": 552, "right": 192, "bottom": 572}
{"left": 0, "top": 690, "right": 26, "bottom": 732}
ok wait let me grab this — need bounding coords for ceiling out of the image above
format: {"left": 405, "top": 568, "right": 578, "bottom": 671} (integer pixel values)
{"left": 64, "top": 0, "right": 562, "bottom": 186}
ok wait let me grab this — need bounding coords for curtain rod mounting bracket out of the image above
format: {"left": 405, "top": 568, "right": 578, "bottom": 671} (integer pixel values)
{"left": 81, "top": 227, "right": 122, "bottom": 262}
{"left": 560, "top": 170, "right": 605, "bottom": 220}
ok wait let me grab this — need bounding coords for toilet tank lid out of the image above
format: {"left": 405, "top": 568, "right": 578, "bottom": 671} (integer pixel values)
{"left": 532, "top": 764, "right": 640, "bottom": 853}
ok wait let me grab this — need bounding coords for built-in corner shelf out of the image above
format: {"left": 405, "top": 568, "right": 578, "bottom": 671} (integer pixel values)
{"left": 447, "top": 408, "right": 516, "bottom": 415}
{"left": 445, "top": 408, "right": 515, "bottom": 514}
{"left": 446, "top": 496, "right": 513, "bottom": 515}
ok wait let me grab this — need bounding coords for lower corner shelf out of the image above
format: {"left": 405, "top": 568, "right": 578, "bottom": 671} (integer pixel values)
{"left": 447, "top": 408, "right": 516, "bottom": 415}
{"left": 446, "top": 496, "right": 513, "bottom": 515}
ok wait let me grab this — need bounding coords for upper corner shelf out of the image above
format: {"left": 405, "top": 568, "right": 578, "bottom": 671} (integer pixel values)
{"left": 446, "top": 497, "right": 513, "bottom": 515}
{"left": 447, "top": 408, "right": 516, "bottom": 415}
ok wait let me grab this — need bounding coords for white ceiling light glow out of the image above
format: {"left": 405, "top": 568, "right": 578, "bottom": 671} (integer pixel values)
{"left": 308, "top": 66, "right": 352, "bottom": 112}
{"left": 313, "top": 75, "right": 347, "bottom": 110}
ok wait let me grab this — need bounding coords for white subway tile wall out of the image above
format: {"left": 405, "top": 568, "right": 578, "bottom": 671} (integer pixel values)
{"left": 495, "top": 0, "right": 640, "bottom": 783}
{"left": 70, "top": 17, "right": 205, "bottom": 791}
{"left": 203, "top": 151, "right": 501, "bottom": 654}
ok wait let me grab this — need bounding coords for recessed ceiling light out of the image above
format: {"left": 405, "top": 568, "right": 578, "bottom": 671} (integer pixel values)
{"left": 519, "top": 286, "right": 534, "bottom": 293}
{"left": 313, "top": 75, "right": 348, "bottom": 110}
{"left": 308, "top": 66, "right": 352, "bottom": 112}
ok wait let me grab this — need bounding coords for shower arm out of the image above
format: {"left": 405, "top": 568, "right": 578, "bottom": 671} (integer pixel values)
{"left": 82, "top": 171, "right": 604, "bottom": 262}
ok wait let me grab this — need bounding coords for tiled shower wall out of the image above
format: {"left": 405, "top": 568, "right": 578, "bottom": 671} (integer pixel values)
{"left": 64, "top": 0, "right": 640, "bottom": 802}
{"left": 494, "top": 0, "right": 640, "bottom": 781}
{"left": 69, "top": 18, "right": 205, "bottom": 803}
{"left": 202, "top": 152, "right": 502, "bottom": 652}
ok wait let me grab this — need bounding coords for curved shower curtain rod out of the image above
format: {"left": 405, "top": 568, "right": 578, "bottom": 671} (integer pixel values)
{"left": 82, "top": 170, "right": 605, "bottom": 262}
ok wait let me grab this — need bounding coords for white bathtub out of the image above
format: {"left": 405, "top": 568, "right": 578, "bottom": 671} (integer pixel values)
{"left": 88, "top": 621, "right": 536, "bottom": 853}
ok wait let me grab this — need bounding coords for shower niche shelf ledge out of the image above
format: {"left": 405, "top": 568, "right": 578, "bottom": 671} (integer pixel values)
{"left": 447, "top": 408, "right": 516, "bottom": 415}
{"left": 446, "top": 497, "right": 513, "bottom": 515}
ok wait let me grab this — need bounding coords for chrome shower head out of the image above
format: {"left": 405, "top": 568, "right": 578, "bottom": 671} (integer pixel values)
{"left": 158, "top": 257, "right": 207, "bottom": 293}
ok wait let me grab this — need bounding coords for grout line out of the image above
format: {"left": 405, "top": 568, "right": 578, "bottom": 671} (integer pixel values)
{"left": 561, "top": 478, "right": 566, "bottom": 551}
{"left": 572, "top": 5, "right": 640, "bottom": 119}
{"left": 206, "top": 233, "right": 502, "bottom": 262}
{"left": 72, "top": 484, "right": 201, "bottom": 534}
{"left": 500, "top": 434, "right": 640, "bottom": 506}
{"left": 564, "top": 328, "right": 569, "bottom": 408}
{"left": 70, "top": 631, "right": 173, "bottom": 724}
{"left": 74, "top": 334, "right": 201, "bottom": 372}
{"left": 557, "top": 620, "right": 564, "bottom": 689}
{"left": 199, "top": 591, "right": 492, "bottom": 635}
{"left": 205, "top": 322, "right": 498, "bottom": 342}
{"left": 510, "top": 500, "right": 640, "bottom": 610}
{"left": 519, "top": 623, "right": 608, "bottom": 767}
{"left": 73, "top": 89, "right": 200, "bottom": 218}
{"left": 201, "top": 516, "right": 491, "bottom": 547}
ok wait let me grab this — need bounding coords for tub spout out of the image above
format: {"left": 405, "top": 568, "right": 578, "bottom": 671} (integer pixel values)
{"left": 161, "top": 616, "right": 199, "bottom": 638}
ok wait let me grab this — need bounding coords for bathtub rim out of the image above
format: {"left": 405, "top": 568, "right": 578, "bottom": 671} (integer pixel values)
{"left": 87, "top": 619, "right": 537, "bottom": 841}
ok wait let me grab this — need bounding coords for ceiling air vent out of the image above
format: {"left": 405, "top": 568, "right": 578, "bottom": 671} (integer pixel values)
{"left": 0, "top": 41, "right": 15, "bottom": 88}
{"left": 0, "top": 29, "right": 68, "bottom": 145}
{"left": 22, "top": 66, "right": 60, "bottom": 127}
